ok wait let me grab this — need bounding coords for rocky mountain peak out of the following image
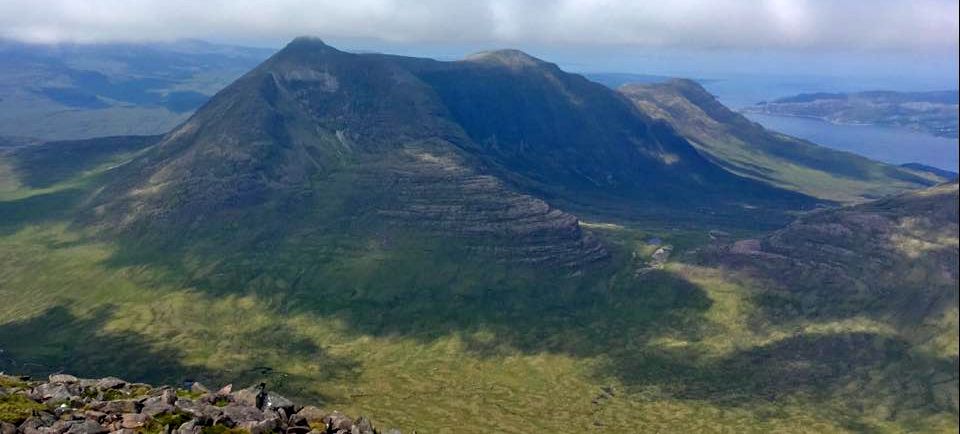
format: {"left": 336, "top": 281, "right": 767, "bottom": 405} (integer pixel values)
{"left": 463, "top": 49, "right": 550, "bottom": 69}
{"left": 283, "top": 35, "right": 335, "bottom": 51}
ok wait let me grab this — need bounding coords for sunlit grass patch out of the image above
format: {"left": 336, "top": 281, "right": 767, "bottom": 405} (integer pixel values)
{"left": 0, "top": 394, "right": 46, "bottom": 424}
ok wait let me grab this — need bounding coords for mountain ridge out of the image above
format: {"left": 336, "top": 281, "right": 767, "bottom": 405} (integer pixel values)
{"left": 619, "top": 79, "right": 945, "bottom": 202}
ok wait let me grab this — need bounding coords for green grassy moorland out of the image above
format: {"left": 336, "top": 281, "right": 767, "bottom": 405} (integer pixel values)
{"left": 1, "top": 150, "right": 957, "bottom": 433}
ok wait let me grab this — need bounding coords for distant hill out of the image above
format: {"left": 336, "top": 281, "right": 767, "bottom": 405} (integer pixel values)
{"left": 744, "top": 89, "right": 959, "bottom": 138}
{"left": 619, "top": 79, "right": 947, "bottom": 202}
{"left": 0, "top": 39, "right": 273, "bottom": 140}
{"left": 901, "top": 163, "right": 959, "bottom": 181}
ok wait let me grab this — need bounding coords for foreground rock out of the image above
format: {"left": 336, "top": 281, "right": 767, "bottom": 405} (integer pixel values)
{"left": 0, "top": 374, "right": 399, "bottom": 434}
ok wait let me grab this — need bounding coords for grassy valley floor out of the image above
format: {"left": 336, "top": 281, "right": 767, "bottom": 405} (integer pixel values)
{"left": 1, "top": 155, "right": 956, "bottom": 433}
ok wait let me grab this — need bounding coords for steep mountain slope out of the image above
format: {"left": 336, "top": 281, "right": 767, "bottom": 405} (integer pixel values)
{"left": 620, "top": 79, "right": 944, "bottom": 202}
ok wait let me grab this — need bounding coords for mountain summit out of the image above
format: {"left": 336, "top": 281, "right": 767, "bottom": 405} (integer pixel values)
{"left": 463, "top": 49, "right": 549, "bottom": 68}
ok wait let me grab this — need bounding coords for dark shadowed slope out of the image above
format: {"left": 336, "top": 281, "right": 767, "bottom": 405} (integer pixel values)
{"left": 620, "top": 79, "right": 945, "bottom": 202}
{"left": 386, "top": 51, "right": 816, "bottom": 224}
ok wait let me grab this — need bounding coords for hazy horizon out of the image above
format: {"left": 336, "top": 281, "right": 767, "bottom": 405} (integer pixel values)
{"left": 2, "top": 0, "right": 957, "bottom": 93}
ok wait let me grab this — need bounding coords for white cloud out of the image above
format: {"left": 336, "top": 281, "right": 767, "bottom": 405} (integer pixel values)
{"left": 0, "top": 0, "right": 956, "bottom": 53}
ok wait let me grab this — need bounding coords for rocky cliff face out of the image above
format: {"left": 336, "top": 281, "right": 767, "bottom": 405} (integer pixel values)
{"left": 0, "top": 374, "right": 397, "bottom": 434}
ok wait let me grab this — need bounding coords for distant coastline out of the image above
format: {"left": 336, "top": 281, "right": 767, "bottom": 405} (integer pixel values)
{"left": 742, "top": 90, "right": 959, "bottom": 139}
{"left": 744, "top": 112, "right": 960, "bottom": 172}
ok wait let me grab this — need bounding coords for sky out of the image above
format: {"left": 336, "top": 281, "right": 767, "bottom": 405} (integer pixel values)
{"left": 1, "top": 0, "right": 958, "bottom": 84}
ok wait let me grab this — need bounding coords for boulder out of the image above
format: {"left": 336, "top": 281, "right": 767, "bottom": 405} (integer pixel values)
{"left": 119, "top": 414, "right": 148, "bottom": 430}
{"left": 240, "top": 417, "right": 277, "bottom": 434}
{"left": 322, "top": 412, "right": 352, "bottom": 432}
{"left": 294, "top": 406, "right": 326, "bottom": 424}
{"left": 18, "top": 412, "right": 56, "bottom": 430}
{"left": 95, "top": 378, "right": 126, "bottom": 390}
{"left": 50, "top": 420, "right": 77, "bottom": 433}
{"left": 78, "top": 378, "right": 125, "bottom": 391}
{"left": 287, "top": 413, "right": 307, "bottom": 428}
{"left": 140, "top": 395, "right": 176, "bottom": 417}
{"left": 174, "top": 400, "right": 221, "bottom": 423}
{"left": 90, "top": 400, "right": 140, "bottom": 414}
{"left": 65, "top": 420, "right": 107, "bottom": 434}
{"left": 1, "top": 422, "right": 17, "bottom": 434}
{"left": 264, "top": 392, "right": 296, "bottom": 414}
{"left": 160, "top": 389, "right": 178, "bottom": 406}
{"left": 262, "top": 409, "right": 284, "bottom": 428}
{"left": 351, "top": 417, "right": 375, "bottom": 434}
{"left": 230, "top": 385, "right": 265, "bottom": 409}
{"left": 140, "top": 402, "right": 175, "bottom": 418}
{"left": 32, "top": 383, "right": 80, "bottom": 403}
{"left": 48, "top": 375, "right": 79, "bottom": 384}
{"left": 175, "top": 420, "right": 202, "bottom": 434}
{"left": 83, "top": 411, "right": 107, "bottom": 422}
{"left": 219, "top": 404, "right": 265, "bottom": 425}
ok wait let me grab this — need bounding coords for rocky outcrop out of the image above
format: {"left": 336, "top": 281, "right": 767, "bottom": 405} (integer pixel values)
{"left": 0, "top": 374, "right": 399, "bottom": 434}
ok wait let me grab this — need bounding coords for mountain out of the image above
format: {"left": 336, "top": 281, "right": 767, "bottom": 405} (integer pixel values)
{"left": 0, "top": 39, "right": 273, "bottom": 140}
{"left": 82, "top": 37, "right": 818, "bottom": 267}
{"left": 744, "top": 90, "right": 959, "bottom": 138}
{"left": 619, "top": 79, "right": 946, "bottom": 202}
